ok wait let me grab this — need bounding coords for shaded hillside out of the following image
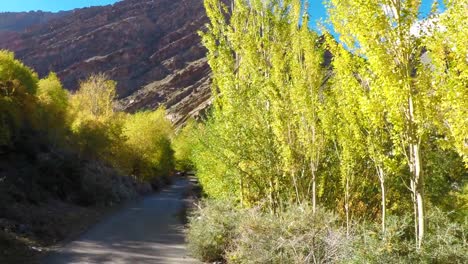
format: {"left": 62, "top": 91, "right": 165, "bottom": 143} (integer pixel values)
{"left": 0, "top": 0, "right": 211, "bottom": 125}
{"left": 0, "top": 11, "right": 69, "bottom": 32}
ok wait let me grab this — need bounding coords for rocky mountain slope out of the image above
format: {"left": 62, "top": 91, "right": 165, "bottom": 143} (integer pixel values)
{"left": 0, "top": 11, "right": 69, "bottom": 32}
{"left": 0, "top": 0, "right": 211, "bottom": 125}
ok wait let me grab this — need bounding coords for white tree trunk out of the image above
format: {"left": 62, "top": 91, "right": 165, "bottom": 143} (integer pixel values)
{"left": 345, "top": 176, "right": 350, "bottom": 237}
{"left": 377, "top": 166, "right": 386, "bottom": 234}
{"left": 311, "top": 162, "right": 317, "bottom": 214}
{"left": 408, "top": 95, "right": 424, "bottom": 249}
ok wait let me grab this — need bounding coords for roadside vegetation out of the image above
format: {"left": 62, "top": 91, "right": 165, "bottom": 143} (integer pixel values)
{"left": 0, "top": 50, "right": 188, "bottom": 261}
{"left": 0, "top": 51, "right": 177, "bottom": 186}
{"left": 187, "top": 0, "right": 468, "bottom": 263}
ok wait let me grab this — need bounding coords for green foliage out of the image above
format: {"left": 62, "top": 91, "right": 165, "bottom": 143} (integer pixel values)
{"left": 200, "top": 0, "right": 327, "bottom": 210}
{"left": 37, "top": 73, "right": 68, "bottom": 111}
{"left": 425, "top": 0, "right": 468, "bottom": 165}
{"left": 68, "top": 75, "right": 176, "bottom": 181}
{"left": 195, "top": 0, "right": 468, "bottom": 258}
{"left": 0, "top": 51, "right": 177, "bottom": 219}
{"left": 191, "top": 120, "right": 244, "bottom": 201}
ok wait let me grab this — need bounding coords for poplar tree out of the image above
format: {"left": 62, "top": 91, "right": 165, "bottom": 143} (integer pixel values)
{"left": 328, "top": 0, "right": 436, "bottom": 248}
{"left": 426, "top": 0, "right": 468, "bottom": 165}
{"left": 200, "top": 0, "right": 326, "bottom": 211}
{"left": 324, "top": 39, "right": 367, "bottom": 235}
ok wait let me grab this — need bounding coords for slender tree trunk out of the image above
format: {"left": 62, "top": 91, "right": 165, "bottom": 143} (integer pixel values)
{"left": 408, "top": 95, "right": 424, "bottom": 249}
{"left": 240, "top": 176, "right": 244, "bottom": 206}
{"left": 311, "top": 161, "right": 317, "bottom": 214}
{"left": 292, "top": 171, "right": 301, "bottom": 206}
{"left": 411, "top": 179, "right": 418, "bottom": 246}
{"left": 345, "top": 176, "right": 350, "bottom": 237}
{"left": 377, "top": 166, "right": 386, "bottom": 234}
{"left": 269, "top": 179, "right": 277, "bottom": 215}
{"left": 412, "top": 141, "right": 424, "bottom": 249}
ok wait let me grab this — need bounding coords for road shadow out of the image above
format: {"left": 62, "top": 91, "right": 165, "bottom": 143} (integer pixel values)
{"left": 42, "top": 178, "right": 199, "bottom": 264}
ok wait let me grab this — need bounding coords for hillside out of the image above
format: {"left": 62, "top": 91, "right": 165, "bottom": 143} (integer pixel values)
{"left": 0, "top": 11, "right": 69, "bottom": 32}
{"left": 0, "top": 0, "right": 211, "bottom": 125}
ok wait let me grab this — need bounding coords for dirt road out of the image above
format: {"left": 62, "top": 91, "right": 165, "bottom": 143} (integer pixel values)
{"left": 42, "top": 178, "right": 199, "bottom": 264}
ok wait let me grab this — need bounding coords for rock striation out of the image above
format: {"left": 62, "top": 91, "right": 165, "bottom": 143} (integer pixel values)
{"left": 0, "top": 0, "right": 212, "bottom": 125}
{"left": 0, "top": 11, "right": 69, "bottom": 32}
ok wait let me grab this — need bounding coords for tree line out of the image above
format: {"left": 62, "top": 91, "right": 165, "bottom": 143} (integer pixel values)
{"left": 192, "top": 0, "right": 467, "bottom": 251}
{"left": 0, "top": 50, "right": 186, "bottom": 183}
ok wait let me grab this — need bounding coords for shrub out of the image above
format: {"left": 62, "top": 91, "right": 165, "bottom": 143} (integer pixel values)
{"left": 349, "top": 215, "right": 415, "bottom": 263}
{"left": 349, "top": 209, "right": 468, "bottom": 263}
{"left": 227, "top": 205, "right": 350, "bottom": 264}
{"left": 187, "top": 199, "right": 242, "bottom": 262}
{"left": 78, "top": 161, "right": 139, "bottom": 206}
{"left": 187, "top": 200, "right": 351, "bottom": 264}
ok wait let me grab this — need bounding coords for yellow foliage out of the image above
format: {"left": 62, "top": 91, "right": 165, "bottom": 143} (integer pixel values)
{"left": 173, "top": 119, "right": 198, "bottom": 171}
{"left": 0, "top": 50, "right": 39, "bottom": 146}
{"left": 123, "top": 108, "right": 174, "bottom": 180}
{"left": 68, "top": 74, "right": 124, "bottom": 161}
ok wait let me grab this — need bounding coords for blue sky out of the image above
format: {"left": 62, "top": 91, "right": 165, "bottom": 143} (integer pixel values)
{"left": 308, "top": 0, "right": 442, "bottom": 28}
{"left": 0, "top": 0, "right": 120, "bottom": 12}
{"left": 0, "top": 0, "right": 442, "bottom": 20}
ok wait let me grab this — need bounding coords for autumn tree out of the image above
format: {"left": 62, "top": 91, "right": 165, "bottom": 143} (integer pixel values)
{"left": 327, "top": 0, "right": 440, "bottom": 247}
{"left": 37, "top": 72, "right": 69, "bottom": 147}
{"left": 0, "top": 50, "right": 38, "bottom": 146}
{"left": 426, "top": 0, "right": 468, "bottom": 165}
{"left": 199, "top": 0, "right": 327, "bottom": 212}
{"left": 123, "top": 108, "right": 175, "bottom": 180}
{"left": 173, "top": 119, "right": 198, "bottom": 171}
{"left": 69, "top": 74, "right": 125, "bottom": 162}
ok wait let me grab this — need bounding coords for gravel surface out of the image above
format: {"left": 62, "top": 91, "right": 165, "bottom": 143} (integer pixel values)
{"left": 42, "top": 178, "right": 199, "bottom": 264}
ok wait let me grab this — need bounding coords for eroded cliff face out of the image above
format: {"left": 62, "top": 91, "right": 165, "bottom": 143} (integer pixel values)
{"left": 0, "top": 11, "right": 69, "bottom": 32}
{"left": 0, "top": 0, "right": 212, "bottom": 125}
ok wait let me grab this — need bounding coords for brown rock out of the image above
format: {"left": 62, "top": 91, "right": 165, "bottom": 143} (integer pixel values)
{"left": 0, "top": 0, "right": 212, "bottom": 125}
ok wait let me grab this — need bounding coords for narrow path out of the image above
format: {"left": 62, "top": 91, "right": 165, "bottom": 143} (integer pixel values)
{"left": 42, "top": 178, "right": 199, "bottom": 264}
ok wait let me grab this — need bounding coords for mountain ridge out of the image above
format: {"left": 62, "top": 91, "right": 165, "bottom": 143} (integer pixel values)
{"left": 0, "top": 0, "right": 211, "bottom": 125}
{"left": 0, "top": 11, "right": 70, "bottom": 32}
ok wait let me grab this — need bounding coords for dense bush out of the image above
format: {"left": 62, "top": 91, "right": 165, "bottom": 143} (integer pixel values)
{"left": 187, "top": 200, "right": 351, "bottom": 264}
{"left": 187, "top": 199, "right": 242, "bottom": 262}
{"left": 78, "top": 161, "right": 143, "bottom": 206}
{"left": 0, "top": 51, "right": 176, "bottom": 212}
{"left": 228, "top": 206, "right": 350, "bottom": 264}
{"left": 350, "top": 209, "right": 468, "bottom": 263}
{"left": 188, "top": 200, "right": 468, "bottom": 264}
